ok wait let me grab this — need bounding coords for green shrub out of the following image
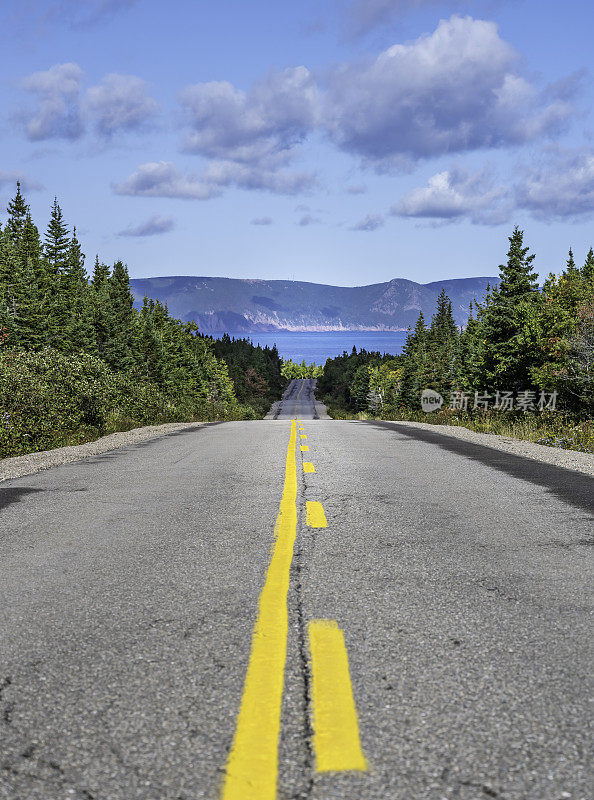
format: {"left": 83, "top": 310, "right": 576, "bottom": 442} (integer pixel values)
{"left": 0, "top": 348, "right": 255, "bottom": 458}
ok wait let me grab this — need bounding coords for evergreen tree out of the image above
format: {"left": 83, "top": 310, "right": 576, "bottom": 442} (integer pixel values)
{"left": 0, "top": 228, "right": 45, "bottom": 349}
{"left": 63, "top": 228, "right": 95, "bottom": 353}
{"left": 479, "top": 227, "right": 539, "bottom": 390}
{"left": 91, "top": 255, "right": 111, "bottom": 288}
{"left": 5, "top": 182, "right": 29, "bottom": 245}
{"left": 582, "top": 247, "right": 594, "bottom": 283}
{"left": 399, "top": 312, "right": 431, "bottom": 408}
{"left": 426, "top": 289, "right": 459, "bottom": 398}
{"left": 103, "top": 260, "right": 135, "bottom": 372}
{"left": 44, "top": 198, "right": 70, "bottom": 276}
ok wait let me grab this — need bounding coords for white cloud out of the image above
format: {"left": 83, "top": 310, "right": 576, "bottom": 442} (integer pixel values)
{"left": 350, "top": 213, "right": 384, "bottom": 231}
{"left": 516, "top": 147, "right": 594, "bottom": 221}
{"left": 298, "top": 214, "right": 322, "bottom": 226}
{"left": 202, "top": 160, "right": 316, "bottom": 195}
{"left": 113, "top": 161, "right": 221, "bottom": 200}
{"left": 178, "top": 67, "right": 319, "bottom": 165}
{"left": 114, "top": 159, "right": 315, "bottom": 201}
{"left": 84, "top": 74, "right": 159, "bottom": 137}
{"left": 19, "top": 63, "right": 159, "bottom": 142}
{"left": 20, "top": 62, "right": 84, "bottom": 141}
{"left": 118, "top": 214, "right": 174, "bottom": 237}
{"left": 392, "top": 165, "right": 511, "bottom": 225}
{"left": 323, "top": 16, "right": 575, "bottom": 169}
{"left": 174, "top": 16, "right": 576, "bottom": 178}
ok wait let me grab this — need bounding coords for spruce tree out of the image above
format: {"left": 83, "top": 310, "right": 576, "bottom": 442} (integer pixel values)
{"left": 427, "top": 289, "right": 459, "bottom": 398}
{"left": 582, "top": 247, "right": 594, "bottom": 283}
{"left": 91, "top": 255, "right": 111, "bottom": 288}
{"left": 480, "top": 227, "right": 539, "bottom": 390}
{"left": 5, "top": 182, "right": 29, "bottom": 245}
{"left": 44, "top": 198, "right": 70, "bottom": 276}
{"left": 399, "top": 311, "right": 431, "bottom": 408}
{"left": 63, "top": 228, "right": 95, "bottom": 353}
{"left": 103, "top": 260, "right": 135, "bottom": 372}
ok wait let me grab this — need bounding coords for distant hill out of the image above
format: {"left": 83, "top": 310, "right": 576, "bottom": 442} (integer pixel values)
{"left": 129, "top": 275, "right": 498, "bottom": 332}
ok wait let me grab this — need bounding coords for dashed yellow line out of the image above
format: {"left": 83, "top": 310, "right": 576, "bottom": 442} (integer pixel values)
{"left": 306, "top": 501, "right": 327, "bottom": 528}
{"left": 300, "top": 435, "right": 307, "bottom": 440}
{"left": 301, "top": 445, "right": 309, "bottom": 452}
{"left": 303, "top": 462, "right": 315, "bottom": 473}
{"left": 221, "top": 421, "right": 298, "bottom": 800}
{"left": 308, "top": 620, "right": 367, "bottom": 773}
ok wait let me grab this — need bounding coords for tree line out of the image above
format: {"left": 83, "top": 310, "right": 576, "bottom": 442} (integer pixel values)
{"left": 318, "top": 227, "right": 594, "bottom": 422}
{"left": 0, "top": 184, "right": 284, "bottom": 456}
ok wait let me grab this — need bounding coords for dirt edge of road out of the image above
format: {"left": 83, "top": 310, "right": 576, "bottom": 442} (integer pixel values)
{"left": 385, "top": 419, "right": 594, "bottom": 477}
{"left": 0, "top": 422, "right": 206, "bottom": 482}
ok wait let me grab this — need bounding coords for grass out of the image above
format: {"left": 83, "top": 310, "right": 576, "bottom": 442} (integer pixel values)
{"left": 325, "top": 405, "right": 594, "bottom": 454}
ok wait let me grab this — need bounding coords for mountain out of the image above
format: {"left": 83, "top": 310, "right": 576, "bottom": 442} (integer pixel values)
{"left": 129, "top": 275, "right": 497, "bottom": 332}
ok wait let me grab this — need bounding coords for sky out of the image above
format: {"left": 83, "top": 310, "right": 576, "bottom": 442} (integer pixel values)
{"left": 1, "top": 0, "right": 594, "bottom": 286}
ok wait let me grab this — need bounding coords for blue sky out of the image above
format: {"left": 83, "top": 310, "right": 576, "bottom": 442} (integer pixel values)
{"left": 1, "top": 0, "right": 593, "bottom": 285}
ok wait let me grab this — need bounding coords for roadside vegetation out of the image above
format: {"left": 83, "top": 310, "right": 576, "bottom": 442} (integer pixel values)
{"left": 0, "top": 184, "right": 284, "bottom": 458}
{"left": 281, "top": 359, "right": 324, "bottom": 380}
{"left": 317, "top": 227, "right": 594, "bottom": 453}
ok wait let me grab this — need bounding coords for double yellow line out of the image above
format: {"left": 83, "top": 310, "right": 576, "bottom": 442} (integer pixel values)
{"left": 221, "top": 418, "right": 366, "bottom": 800}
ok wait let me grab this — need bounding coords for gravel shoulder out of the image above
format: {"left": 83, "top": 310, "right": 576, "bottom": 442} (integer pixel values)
{"left": 390, "top": 419, "right": 594, "bottom": 477}
{"left": 0, "top": 422, "right": 205, "bottom": 482}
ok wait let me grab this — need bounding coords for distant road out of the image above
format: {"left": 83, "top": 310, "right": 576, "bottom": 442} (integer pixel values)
{"left": 1, "top": 380, "right": 592, "bottom": 799}
{"left": 266, "top": 377, "right": 328, "bottom": 419}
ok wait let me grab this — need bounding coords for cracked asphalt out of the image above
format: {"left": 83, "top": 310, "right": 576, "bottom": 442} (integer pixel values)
{"left": 1, "top": 384, "right": 593, "bottom": 800}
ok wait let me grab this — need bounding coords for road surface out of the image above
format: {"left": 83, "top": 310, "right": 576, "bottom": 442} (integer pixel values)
{"left": 1, "top": 380, "right": 592, "bottom": 800}
{"left": 266, "top": 378, "right": 327, "bottom": 420}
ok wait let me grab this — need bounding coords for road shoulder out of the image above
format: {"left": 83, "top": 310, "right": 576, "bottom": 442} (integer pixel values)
{"left": 375, "top": 419, "right": 594, "bottom": 477}
{"left": 0, "top": 421, "right": 206, "bottom": 482}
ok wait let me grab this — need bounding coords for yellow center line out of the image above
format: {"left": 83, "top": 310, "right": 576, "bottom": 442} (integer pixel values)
{"left": 301, "top": 445, "right": 309, "bottom": 452}
{"left": 221, "top": 420, "right": 298, "bottom": 800}
{"left": 300, "top": 435, "right": 307, "bottom": 440}
{"left": 308, "top": 619, "right": 368, "bottom": 773}
{"left": 303, "top": 462, "right": 315, "bottom": 473}
{"left": 306, "top": 501, "right": 327, "bottom": 528}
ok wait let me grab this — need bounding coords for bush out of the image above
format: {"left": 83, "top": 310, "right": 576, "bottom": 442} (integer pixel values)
{"left": 0, "top": 348, "right": 254, "bottom": 458}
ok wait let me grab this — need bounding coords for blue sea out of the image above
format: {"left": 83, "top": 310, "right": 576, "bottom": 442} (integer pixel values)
{"left": 211, "top": 330, "right": 409, "bottom": 364}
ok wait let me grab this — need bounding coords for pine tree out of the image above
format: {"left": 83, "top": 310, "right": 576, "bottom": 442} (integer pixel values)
{"left": 0, "top": 227, "right": 45, "bottom": 349}
{"left": 134, "top": 295, "right": 165, "bottom": 382}
{"left": 63, "top": 228, "right": 95, "bottom": 353}
{"left": 91, "top": 255, "right": 111, "bottom": 288}
{"left": 399, "top": 311, "right": 431, "bottom": 408}
{"left": 479, "top": 227, "right": 540, "bottom": 390}
{"left": 5, "top": 182, "right": 29, "bottom": 245}
{"left": 103, "top": 260, "right": 135, "bottom": 372}
{"left": 426, "top": 289, "right": 459, "bottom": 398}
{"left": 44, "top": 198, "right": 70, "bottom": 276}
{"left": 582, "top": 247, "right": 594, "bottom": 283}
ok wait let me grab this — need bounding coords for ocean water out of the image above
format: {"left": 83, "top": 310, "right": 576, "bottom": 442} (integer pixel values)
{"left": 211, "top": 330, "right": 409, "bottom": 364}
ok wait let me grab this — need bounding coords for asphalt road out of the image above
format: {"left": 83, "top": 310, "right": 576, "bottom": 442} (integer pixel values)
{"left": 1, "top": 380, "right": 593, "bottom": 800}
{"left": 266, "top": 378, "right": 327, "bottom": 420}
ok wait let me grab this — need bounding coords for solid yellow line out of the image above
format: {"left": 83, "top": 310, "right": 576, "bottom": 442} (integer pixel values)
{"left": 296, "top": 381, "right": 304, "bottom": 401}
{"left": 308, "top": 620, "right": 368, "bottom": 773}
{"left": 221, "top": 420, "right": 298, "bottom": 800}
{"left": 301, "top": 445, "right": 309, "bottom": 452}
{"left": 306, "top": 501, "right": 327, "bottom": 528}
{"left": 303, "top": 462, "right": 315, "bottom": 473}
